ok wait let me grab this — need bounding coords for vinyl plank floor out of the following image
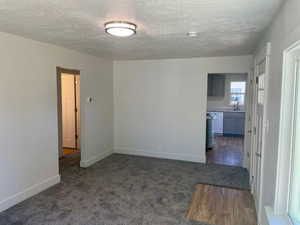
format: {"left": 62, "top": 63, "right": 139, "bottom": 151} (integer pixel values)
{"left": 206, "top": 136, "right": 244, "bottom": 167}
{"left": 186, "top": 184, "right": 257, "bottom": 225}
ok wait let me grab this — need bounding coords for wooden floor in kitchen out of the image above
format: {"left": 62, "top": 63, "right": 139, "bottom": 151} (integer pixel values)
{"left": 186, "top": 184, "right": 257, "bottom": 225}
{"left": 206, "top": 136, "right": 244, "bottom": 167}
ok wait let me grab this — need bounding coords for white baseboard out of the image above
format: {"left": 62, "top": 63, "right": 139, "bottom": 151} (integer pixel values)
{"left": 114, "top": 148, "right": 205, "bottom": 163}
{"left": 80, "top": 149, "right": 113, "bottom": 168}
{"left": 0, "top": 175, "right": 60, "bottom": 213}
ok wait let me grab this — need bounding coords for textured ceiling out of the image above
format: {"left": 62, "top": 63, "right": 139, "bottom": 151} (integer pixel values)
{"left": 0, "top": 0, "right": 284, "bottom": 60}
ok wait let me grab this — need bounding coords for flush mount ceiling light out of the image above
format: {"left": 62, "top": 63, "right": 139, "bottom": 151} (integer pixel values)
{"left": 187, "top": 31, "right": 198, "bottom": 37}
{"left": 104, "top": 21, "right": 137, "bottom": 37}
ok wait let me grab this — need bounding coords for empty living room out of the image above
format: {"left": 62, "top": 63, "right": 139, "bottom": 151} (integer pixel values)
{"left": 1, "top": 0, "right": 300, "bottom": 225}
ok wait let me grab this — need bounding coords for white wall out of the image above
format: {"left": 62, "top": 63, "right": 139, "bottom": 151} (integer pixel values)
{"left": 0, "top": 32, "right": 113, "bottom": 212}
{"left": 254, "top": 0, "right": 300, "bottom": 224}
{"left": 207, "top": 73, "right": 248, "bottom": 111}
{"left": 114, "top": 56, "right": 252, "bottom": 163}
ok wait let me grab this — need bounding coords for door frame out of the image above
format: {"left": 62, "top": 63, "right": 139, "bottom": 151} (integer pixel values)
{"left": 56, "top": 67, "right": 80, "bottom": 158}
{"left": 205, "top": 72, "right": 251, "bottom": 168}
{"left": 249, "top": 42, "right": 271, "bottom": 223}
{"left": 274, "top": 40, "right": 300, "bottom": 216}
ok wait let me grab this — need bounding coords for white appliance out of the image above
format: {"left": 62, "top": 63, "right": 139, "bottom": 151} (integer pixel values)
{"left": 208, "top": 112, "right": 223, "bottom": 135}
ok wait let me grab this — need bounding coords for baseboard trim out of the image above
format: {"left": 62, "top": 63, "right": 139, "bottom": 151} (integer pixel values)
{"left": 114, "top": 148, "right": 205, "bottom": 163}
{"left": 0, "top": 175, "right": 60, "bottom": 213}
{"left": 80, "top": 149, "right": 113, "bottom": 168}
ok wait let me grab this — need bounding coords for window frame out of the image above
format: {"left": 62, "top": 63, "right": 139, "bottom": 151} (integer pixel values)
{"left": 229, "top": 81, "right": 246, "bottom": 106}
{"left": 288, "top": 56, "right": 300, "bottom": 224}
{"left": 269, "top": 40, "right": 300, "bottom": 225}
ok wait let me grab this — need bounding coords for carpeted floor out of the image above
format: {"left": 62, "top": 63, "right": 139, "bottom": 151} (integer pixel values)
{"left": 0, "top": 154, "right": 250, "bottom": 225}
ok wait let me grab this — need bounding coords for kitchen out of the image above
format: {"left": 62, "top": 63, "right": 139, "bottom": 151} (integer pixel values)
{"left": 206, "top": 73, "right": 248, "bottom": 167}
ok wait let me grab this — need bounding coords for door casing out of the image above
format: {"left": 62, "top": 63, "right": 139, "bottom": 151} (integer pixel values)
{"left": 249, "top": 42, "right": 271, "bottom": 223}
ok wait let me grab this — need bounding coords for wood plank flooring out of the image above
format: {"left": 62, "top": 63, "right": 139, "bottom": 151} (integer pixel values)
{"left": 63, "top": 148, "right": 80, "bottom": 156}
{"left": 186, "top": 184, "right": 257, "bottom": 225}
{"left": 206, "top": 136, "right": 244, "bottom": 167}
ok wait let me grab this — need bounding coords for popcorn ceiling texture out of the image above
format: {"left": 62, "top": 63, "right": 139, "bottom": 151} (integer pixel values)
{"left": 0, "top": 0, "right": 284, "bottom": 59}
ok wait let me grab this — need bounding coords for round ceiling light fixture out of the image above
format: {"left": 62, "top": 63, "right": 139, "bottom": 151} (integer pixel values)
{"left": 104, "top": 21, "right": 137, "bottom": 37}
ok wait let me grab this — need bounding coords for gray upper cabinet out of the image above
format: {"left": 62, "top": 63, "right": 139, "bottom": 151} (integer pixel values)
{"left": 207, "top": 74, "right": 225, "bottom": 97}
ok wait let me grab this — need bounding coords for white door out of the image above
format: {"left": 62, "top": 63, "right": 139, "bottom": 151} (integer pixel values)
{"left": 253, "top": 73, "right": 265, "bottom": 204}
{"left": 243, "top": 70, "right": 254, "bottom": 169}
{"left": 61, "top": 74, "right": 76, "bottom": 148}
{"left": 250, "top": 43, "right": 271, "bottom": 221}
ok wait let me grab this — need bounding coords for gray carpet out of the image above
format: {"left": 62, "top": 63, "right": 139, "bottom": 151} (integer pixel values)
{"left": 0, "top": 154, "right": 249, "bottom": 225}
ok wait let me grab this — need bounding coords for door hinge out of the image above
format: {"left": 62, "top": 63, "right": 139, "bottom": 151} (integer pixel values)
{"left": 256, "top": 76, "right": 259, "bottom": 84}
{"left": 75, "top": 134, "right": 79, "bottom": 139}
{"left": 75, "top": 108, "right": 78, "bottom": 112}
{"left": 251, "top": 175, "right": 254, "bottom": 184}
{"left": 253, "top": 126, "right": 257, "bottom": 135}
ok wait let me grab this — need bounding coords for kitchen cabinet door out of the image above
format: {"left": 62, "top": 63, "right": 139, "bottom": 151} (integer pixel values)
{"left": 223, "top": 112, "right": 245, "bottom": 136}
{"left": 207, "top": 74, "right": 225, "bottom": 97}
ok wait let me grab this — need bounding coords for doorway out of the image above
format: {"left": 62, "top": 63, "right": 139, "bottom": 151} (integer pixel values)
{"left": 206, "top": 73, "right": 248, "bottom": 167}
{"left": 57, "top": 67, "right": 80, "bottom": 169}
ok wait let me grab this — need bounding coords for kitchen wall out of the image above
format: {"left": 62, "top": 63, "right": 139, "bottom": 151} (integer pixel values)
{"left": 254, "top": 0, "right": 300, "bottom": 224}
{"left": 0, "top": 32, "right": 114, "bottom": 212}
{"left": 207, "top": 73, "right": 248, "bottom": 111}
{"left": 114, "top": 56, "right": 252, "bottom": 163}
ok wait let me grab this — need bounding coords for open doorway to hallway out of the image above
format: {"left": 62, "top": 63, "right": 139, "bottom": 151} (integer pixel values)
{"left": 57, "top": 67, "right": 80, "bottom": 170}
{"left": 206, "top": 73, "right": 248, "bottom": 167}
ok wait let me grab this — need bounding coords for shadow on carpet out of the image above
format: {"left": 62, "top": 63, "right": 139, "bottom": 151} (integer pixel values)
{"left": 196, "top": 163, "right": 250, "bottom": 190}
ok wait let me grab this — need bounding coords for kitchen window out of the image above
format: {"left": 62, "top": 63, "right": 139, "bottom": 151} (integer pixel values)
{"left": 230, "top": 81, "right": 246, "bottom": 105}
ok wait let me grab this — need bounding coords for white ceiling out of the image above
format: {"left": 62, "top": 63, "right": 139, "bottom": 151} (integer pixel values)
{"left": 0, "top": 0, "right": 284, "bottom": 60}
